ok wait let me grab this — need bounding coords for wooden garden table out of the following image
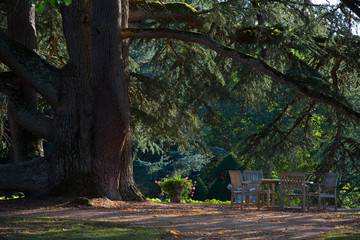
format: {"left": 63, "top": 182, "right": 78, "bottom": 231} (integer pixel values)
{"left": 261, "top": 179, "right": 280, "bottom": 208}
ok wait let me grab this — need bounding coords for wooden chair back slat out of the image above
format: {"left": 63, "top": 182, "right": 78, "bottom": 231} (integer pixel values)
{"left": 229, "top": 170, "right": 243, "bottom": 189}
{"left": 279, "top": 172, "right": 306, "bottom": 211}
{"left": 280, "top": 172, "right": 305, "bottom": 191}
{"left": 228, "top": 170, "right": 260, "bottom": 210}
{"left": 307, "top": 173, "right": 339, "bottom": 211}
{"left": 244, "top": 171, "right": 263, "bottom": 184}
{"left": 322, "top": 173, "right": 339, "bottom": 190}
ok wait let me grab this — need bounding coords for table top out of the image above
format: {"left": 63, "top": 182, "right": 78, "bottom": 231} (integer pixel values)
{"left": 261, "top": 179, "right": 313, "bottom": 185}
{"left": 261, "top": 179, "right": 281, "bottom": 184}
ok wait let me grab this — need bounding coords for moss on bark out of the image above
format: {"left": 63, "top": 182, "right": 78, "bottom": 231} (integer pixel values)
{"left": 130, "top": 1, "right": 197, "bottom": 13}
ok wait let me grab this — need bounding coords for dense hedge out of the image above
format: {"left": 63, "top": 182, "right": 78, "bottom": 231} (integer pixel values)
{"left": 192, "top": 177, "right": 208, "bottom": 201}
{"left": 206, "top": 154, "right": 240, "bottom": 201}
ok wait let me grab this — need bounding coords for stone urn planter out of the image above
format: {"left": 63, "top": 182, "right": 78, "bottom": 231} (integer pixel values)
{"left": 170, "top": 196, "right": 181, "bottom": 203}
{"left": 170, "top": 188, "right": 184, "bottom": 203}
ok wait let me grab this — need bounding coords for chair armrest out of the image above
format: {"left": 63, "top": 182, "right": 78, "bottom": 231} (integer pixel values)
{"left": 307, "top": 182, "right": 320, "bottom": 193}
{"left": 242, "top": 181, "right": 252, "bottom": 190}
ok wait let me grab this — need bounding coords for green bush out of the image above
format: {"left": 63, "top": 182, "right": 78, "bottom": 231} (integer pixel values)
{"left": 192, "top": 177, "right": 208, "bottom": 201}
{"left": 206, "top": 154, "right": 240, "bottom": 201}
{"left": 340, "top": 183, "right": 360, "bottom": 208}
{"left": 147, "top": 197, "right": 231, "bottom": 204}
{"left": 213, "top": 154, "right": 240, "bottom": 178}
{"left": 207, "top": 178, "right": 231, "bottom": 201}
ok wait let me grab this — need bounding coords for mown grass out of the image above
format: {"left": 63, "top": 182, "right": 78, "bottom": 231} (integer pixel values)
{"left": 318, "top": 225, "right": 360, "bottom": 240}
{"left": 0, "top": 217, "right": 171, "bottom": 240}
{"left": 318, "top": 211, "right": 360, "bottom": 240}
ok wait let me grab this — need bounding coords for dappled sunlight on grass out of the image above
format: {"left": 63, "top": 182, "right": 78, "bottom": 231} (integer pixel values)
{"left": 0, "top": 217, "right": 170, "bottom": 240}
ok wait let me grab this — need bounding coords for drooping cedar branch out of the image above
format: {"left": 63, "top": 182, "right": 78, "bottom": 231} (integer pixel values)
{"left": 8, "top": 99, "right": 54, "bottom": 141}
{"left": 242, "top": 99, "right": 294, "bottom": 167}
{"left": 0, "top": 84, "right": 17, "bottom": 96}
{"left": 122, "top": 28, "right": 360, "bottom": 122}
{"left": 276, "top": 102, "right": 316, "bottom": 148}
{"left": 0, "top": 30, "right": 59, "bottom": 107}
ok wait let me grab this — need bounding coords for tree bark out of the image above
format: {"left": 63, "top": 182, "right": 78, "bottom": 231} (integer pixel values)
{"left": 0, "top": 157, "right": 51, "bottom": 195}
{"left": 92, "top": 0, "right": 144, "bottom": 200}
{"left": 6, "top": 0, "right": 43, "bottom": 163}
{"left": 0, "top": 0, "right": 144, "bottom": 200}
{"left": 50, "top": 1, "right": 95, "bottom": 196}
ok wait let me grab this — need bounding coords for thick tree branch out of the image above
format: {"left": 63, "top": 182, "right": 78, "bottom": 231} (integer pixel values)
{"left": 0, "top": 30, "right": 59, "bottom": 107}
{"left": 315, "top": 115, "right": 343, "bottom": 177}
{"left": 0, "top": 71, "right": 19, "bottom": 84}
{"left": 129, "top": 1, "right": 280, "bottom": 45}
{"left": 8, "top": 99, "right": 54, "bottom": 141}
{"left": 341, "top": 0, "right": 360, "bottom": 18}
{"left": 129, "top": 0, "right": 359, "bottom": 49}
{"left": 0, "top": 157, "right": 51, "bottom": 195}
{"left": 122, "top": 28, "right": 360, "bottom": 121}
{"left": 129, "top": 1, "right": 203, "bottom": 29}
{"left": 0, "top": 84, "right": 18, "bottom": 96}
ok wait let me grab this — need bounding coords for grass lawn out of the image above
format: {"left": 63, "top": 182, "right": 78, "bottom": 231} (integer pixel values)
{"left": 0, "top": 217, "right": 171, "bottom": 240}
{"left": 319, "top": 211, "right": 360, "bottom": 240}
{"left": 319, "top": 225, "right": 360, "bottom": 240}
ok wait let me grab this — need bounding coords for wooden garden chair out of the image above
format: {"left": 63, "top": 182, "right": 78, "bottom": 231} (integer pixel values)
{"left": 228, "top": 170, "right": 260, "bottom": 210}
{"left": 243, "top": 170, "right": 270, "bottom": 207}
{"left": 279, "top": 172, "right": 306, "bottom": 212}
{"left": 307, "top": 173, "right": 339, "bottom": 211}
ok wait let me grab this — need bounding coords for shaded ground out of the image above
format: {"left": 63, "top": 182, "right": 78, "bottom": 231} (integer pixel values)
{"left": 0, "top": 197, "right": 359, "bottom": 239}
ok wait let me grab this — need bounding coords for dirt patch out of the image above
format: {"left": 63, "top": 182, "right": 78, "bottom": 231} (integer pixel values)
{"left": 0, "top": 197, "right": 359, "bottom": 239}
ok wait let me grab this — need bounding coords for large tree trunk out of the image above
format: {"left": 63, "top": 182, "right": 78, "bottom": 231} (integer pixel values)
{"left": 0, "top": 0, "right": 144, "bottom": 200}
{"left": 92, "top": 0, "right": 143, "bottom": 200}
{"left": 50, "top": 1, "right": 95, "bottom": 196}
{"left": 44, "top": 0, "right": 143, "bottom": 200}
{"left": 7, "top": 0, "right": 43, "bottom": 163}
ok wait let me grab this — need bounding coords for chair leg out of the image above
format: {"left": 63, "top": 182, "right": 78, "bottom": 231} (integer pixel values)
{"left": 318, "top": 196, "right": 321, "bottom": 210}
{"left": 255, "top": 195, "right": 258, "bottom": 208}
{"left": 269, "top": 184, "right": 275, "bottom": 207}
{"left": 334, "top": 194, "right": 337, "bottom": 211}
{"left": 262, "top": 194, "right": 265, "bottom": 207}
{"left": 240, "top": 193, "right": 243, "bottom": 210}
{"left": 307, "top": 195, "right": 310, "bottom": 211}
{"left": 302, "top": 195, "right": 305, "bottom": 212}
{"left": 231, "top": 193, "right": 234, "bottom": 208}
{"left": 279, "top": 192, "right": 284, "bottom": 211}
{"left": 272, "top": 184, "right": 275, "bottom": 207}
